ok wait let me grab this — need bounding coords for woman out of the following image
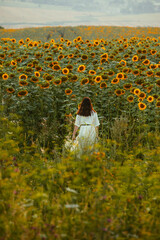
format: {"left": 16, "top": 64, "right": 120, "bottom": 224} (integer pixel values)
{"left": 72, "top": 97, "right": 100, "bottom": 153}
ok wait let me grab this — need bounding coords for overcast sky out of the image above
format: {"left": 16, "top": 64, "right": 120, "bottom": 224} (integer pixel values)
{"left": 0, "top": 0, "right": 160, "bottom": 28}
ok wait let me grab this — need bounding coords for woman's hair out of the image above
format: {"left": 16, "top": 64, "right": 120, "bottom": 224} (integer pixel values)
{"left": 77, "top": 97, "right": 96, "bottom": 116}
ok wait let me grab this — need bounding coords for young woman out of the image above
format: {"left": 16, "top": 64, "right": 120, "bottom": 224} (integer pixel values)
{"left": 72, "top": 97, "right": 100, "bottom": 152}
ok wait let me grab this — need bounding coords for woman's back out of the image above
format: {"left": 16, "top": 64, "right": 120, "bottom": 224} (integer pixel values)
{"left": 75, "top": 110, "right": 100, "bottom": 127}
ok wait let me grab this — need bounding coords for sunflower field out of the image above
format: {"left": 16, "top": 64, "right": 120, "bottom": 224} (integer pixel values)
{"left": 0, "top": 27, "right": 160, "bottom": 240}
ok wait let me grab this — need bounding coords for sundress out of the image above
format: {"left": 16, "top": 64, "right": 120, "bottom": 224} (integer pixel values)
{"left": 73, "top": 110, "right": 100, "bottom": 153}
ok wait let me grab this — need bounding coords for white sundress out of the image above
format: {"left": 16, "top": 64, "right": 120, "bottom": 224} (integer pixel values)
{"left": 74, "top": 110, "right": 100, "bottom": 152}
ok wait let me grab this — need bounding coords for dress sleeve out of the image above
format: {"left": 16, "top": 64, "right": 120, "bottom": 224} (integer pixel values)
{"left": 75, "top": 114, "right": 80, "bottom": 127}
{"left": 94, "top": 112, "right": 100, "bottom": 127}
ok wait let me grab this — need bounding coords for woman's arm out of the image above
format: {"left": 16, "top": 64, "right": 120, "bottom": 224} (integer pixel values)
{"left": 72, "top": 125, "right": 79, "bottom": 140}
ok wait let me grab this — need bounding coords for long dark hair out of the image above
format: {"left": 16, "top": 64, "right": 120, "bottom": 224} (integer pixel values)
{"left": 77, "top": 97, "right": 96, "bottom": 116}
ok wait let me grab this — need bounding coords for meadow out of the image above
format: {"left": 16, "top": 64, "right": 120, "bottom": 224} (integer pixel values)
{"left": 0, "top": 27, "right": 160, "bottom": 239}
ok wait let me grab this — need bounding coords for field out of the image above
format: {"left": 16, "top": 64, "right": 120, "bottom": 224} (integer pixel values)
{"left": 0, "top": 27, "right": 160, "bottom": 239}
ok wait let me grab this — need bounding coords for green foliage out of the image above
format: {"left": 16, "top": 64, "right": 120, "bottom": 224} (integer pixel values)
{"left": 0, "top": 112, "right": 160, "bottom": 239}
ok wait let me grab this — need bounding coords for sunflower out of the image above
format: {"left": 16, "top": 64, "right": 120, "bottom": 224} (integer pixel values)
{"left": 102, "top": 74, "right": 108, "bottom": 81}
{"left": 30, "top": 76, "right": 39, "bottom": 83}
{"left": 67, "top": 41, "right": 72, "bottom": 46}
{"left": 2, "top": 73, "right": 9, "bottom": 80}
{"left": 53, "top": 79, "right": 62, "bottom": 85}
{"left": 132, "top": 70, "right": 140, "bottom": 76}
{"left": 138, "top": 102, "right": 146, "bottom": 110}
{"left": 25, "top": 67, "right": 33, "bottom": 73}
{"left": 138, "top": 92, "right": 146, "bottom": 100}
{"left": 26, "top": 38, "right": 30, "bottom": 42}
{"left": 100, "top": 58, "right": 108, "bottom": 65}
{"left": 156, "top": 79, "right": 160, "bottom": 87}
{"left": 135, "top": 78, "right": 144, "bottom": 85}
{"left": 127, "top": 95, "right": 134, "bottom": 102}
{"left": 149, "top": 64, "right": 157, "bottom": 70}
{"left": 76, "top": 36, "right": 82, "bottom": 42}
{"left": 94, "top": 40, "right": 99, "bottom": 46}
{"left": 0, "top": 53, "right": 5, "bottom": 59}
{"left": 45, "top": 75, "right": 53, "bottom": 81}
{"left": 115, "top": 89, "right": 122, "bottom": 96}
{"left": 71, "top": 94, "right": 76, "bottom": 99}
{"left": 156, "top": 101, "right": 160, "bottom": 107}
{"left": 52, "top": 64, "right": 61, "bottom": 71}
{"left": 19, "top": 39, "right": 24, "bottom": 45}
{"left": 155, "top": 71, "right": 160, "bottom": 78}
{"left": 35, "top": 66, "right": 42, "bottom": 71}
{"left": 66, "top": 64, "right": 73, "bottom": 70}
{"left": 134, "top": 88, "right": 141, "bottom": 95}
{"left": 60, "top": 76, "right": 68, "bottom": 83}
{"left": 65, "top": 88, "right": 72, "bottom": 95}
{"left": 11, "top": 60, "right": 17, "bottom": 66}
{"left": 95, "top": 76, "right": 102, "bottom": 83}
{"left": 62, "top": 68, "right": 69, "bottom": 75}
{"left": 45, "top": 56, "right": 53, "bottom": 61}
{"left": 90, "top": 53, "right": 95, "bottom": 58}
{"left": 19, "top": 80, "right": 28, "bottom": 86}
{"left": 58, "top": 54, "right": 64, "bottom": 61}
{"left": 150, "top": 49, "right": 157, "bottom": 55}
{"left": 6, "top": 87, "right": 15, "bottom": 93}
{"left": 119, "top": 60, "right": 126, "bottom": 66}
{"left": 100, "top": 82, "right": 107, "bottom": 89}
{"left": 81, "top": 78, "right": 89, "bottom": 85}
{"left": 137, "top": 49, "right": 142, "bottom": 54}
{"left": 68, "top": 54, "right": 74, "bottom": 58}
{"left": 123, "top": 54, "right": 130, "bottom": 59}
{"left": 116, "top": 72, "right": 124, "bottom": 80}
{"left": 101, "top": 53, "right": 108, "bottom": 59}
{"left": 111, "top": 78, "right": 119, "bottom": 84}
{"left": 122, "top": 68, "right": 129, "bottom": 73}
{"left": 147, "top": 85, "right": 153, "bottom": 93}
{"left": 40, "top": 82, "right": 50, "bottom": 89}
{"left": 28, "top": 42, "right": 33, "bottom": 47}
{"left": 139, "top": 55, "right": 146, "bottom": 61}
{"left": 123, "top": 83, "right": 132, "bottom": 90}
{"left": 147, "top": 96, "right": 154, "bottom": 102}
{"left": 108, "top": 55, "right": 114, "bottom": 60}
{"left": 34, "top": 52, "right": 42, "bottom": 58}
{"left": 70, "top": 75, "right": 78, "bottom": 82}
{"left": 11, "top": 38, "right": 16, "bottom": 43}
{"left": 107, "top": 70, "right": 114, "bottom": 77}
{"left": 9, "top": 73, "right": 15, "bottom": 78}
{"left": 34, "top": 72, "right": 40, "bottom": 77}
{"left": 142, "top": 59, "right": 150, "bottom": 65}
{"left": 78, "top": 65, "right": 86, "bottom": 72}
{"left": 89, "top": 70, "right": 96, "bottom": 75}
{"left": 18, "top": 90, "right": 28, "bottom": 97}
{"left": 132, "top": 55, "right": 139, "bottom": 62}
{"left": 81, "top": 54, "right": 88, "bottom": 60}
{"left": 18, "top": 74, "right": 27, "bottom": 80}
{"left": 146, "top": 70, "right": 154, "bottom": 77}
